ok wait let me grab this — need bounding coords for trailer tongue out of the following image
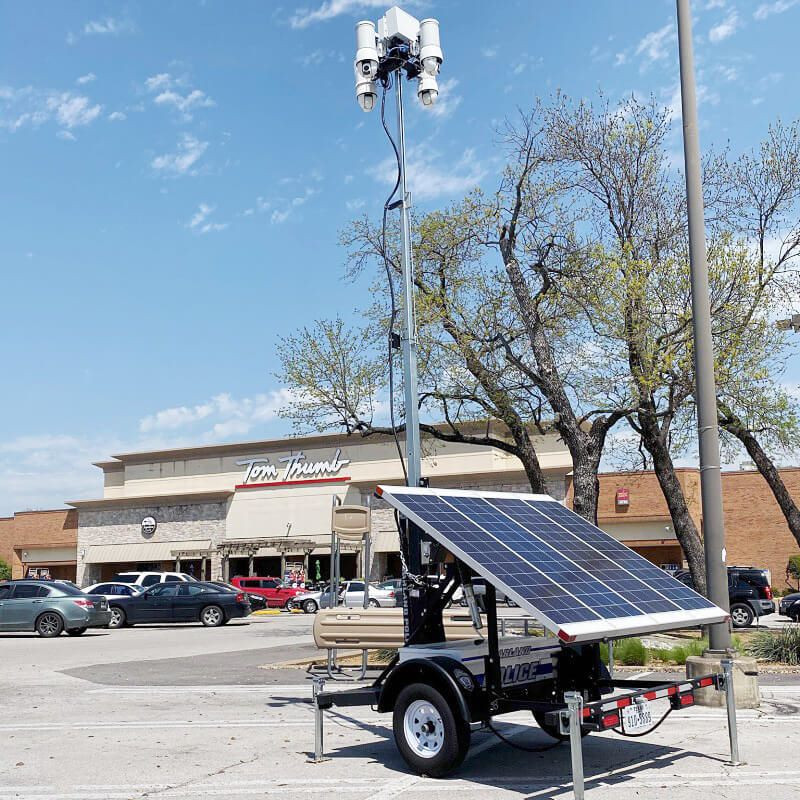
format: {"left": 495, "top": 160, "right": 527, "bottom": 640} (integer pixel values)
{"left": 311, "top": 487, "right": 738, "bottom": 796}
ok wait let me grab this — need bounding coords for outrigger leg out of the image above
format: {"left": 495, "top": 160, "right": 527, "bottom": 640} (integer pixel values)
{"left": 561, "top": 692, "right": 585, "bottom": 800}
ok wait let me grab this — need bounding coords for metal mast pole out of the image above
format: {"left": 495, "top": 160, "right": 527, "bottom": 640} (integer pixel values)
{"left": 395, "top": 73, "right": 422, "bottom": 488}
{"left": 676, "top": 0, "right": 731, "bottom": 651}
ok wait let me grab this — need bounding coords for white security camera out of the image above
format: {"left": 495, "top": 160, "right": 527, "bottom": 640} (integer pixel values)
{"left": 417, "top": 73, "right": 438, "bottom": 107}
{"left": 417, "top": 18, "right": 442, "bottom": 107}
{"left": 355, "top": 20, "right": 379, "bottom": 112}
{"left": 418, "top": 19, "right": 442, "bottom": 75}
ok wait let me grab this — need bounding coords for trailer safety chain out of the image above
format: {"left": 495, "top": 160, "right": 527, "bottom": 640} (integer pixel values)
{"left": 484, "top": 720, "right": 564, "bottom": 753}
{"left": 610, "top": 705, "right": 673, "bottom": 738}
{"left": 395, "top": 510, "right": 424, "bottom": 587}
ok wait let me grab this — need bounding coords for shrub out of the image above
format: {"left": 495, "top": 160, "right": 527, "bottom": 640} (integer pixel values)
{"left": 603, "top": 637, "right": 647, "bottom": 666}
{"left": 746, "top": 628, "right": 800, "bottom": 665}
{"left": 0, "top": 559, "right": 10, "bottom": 582}
{"left": 786, "top": 555, "right": 800, "bottom": 590}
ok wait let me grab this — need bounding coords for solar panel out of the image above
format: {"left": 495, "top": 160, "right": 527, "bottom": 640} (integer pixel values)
{"left": 375, "top": 485, "right": 727, "bottom": 643}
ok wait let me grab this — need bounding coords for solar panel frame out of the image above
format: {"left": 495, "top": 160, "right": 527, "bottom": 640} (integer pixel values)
{"left": 376, "top": 485, "right": 728, "bottom": 643}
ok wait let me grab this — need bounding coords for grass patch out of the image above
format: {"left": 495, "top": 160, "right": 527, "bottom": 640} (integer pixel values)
{"left": 601, "top": 638, "right": 648, "bottom": 666}
{"left": 745, "top": 627, "right": 800, "bottom": 665}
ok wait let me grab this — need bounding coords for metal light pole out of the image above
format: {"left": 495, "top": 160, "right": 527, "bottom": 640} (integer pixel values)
{"left": 354, "top": 9, "right": 440, "bottom": 489}
{"left": 395, "top": 76, "right": 422, "bottom": 488}
{"left": 676, "top": 0, "right": 731, "bottom": 651}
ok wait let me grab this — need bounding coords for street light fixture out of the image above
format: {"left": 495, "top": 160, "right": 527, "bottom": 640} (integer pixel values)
{"left": 352, "top": 6, "right": 444, "bottom": 489}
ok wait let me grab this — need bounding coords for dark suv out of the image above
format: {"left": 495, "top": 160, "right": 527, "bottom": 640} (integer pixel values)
{"left": 673, "top": 566, "right": 774, "bottom": 627}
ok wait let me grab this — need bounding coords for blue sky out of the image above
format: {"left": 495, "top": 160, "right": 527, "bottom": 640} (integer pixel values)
{"left": 0, "top": 0, "right": 797, "bottom": 513}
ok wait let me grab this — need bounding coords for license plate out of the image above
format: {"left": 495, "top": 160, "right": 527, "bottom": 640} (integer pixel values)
{"left": 99, "top": 599, "right": 107, "bottom": 610}
{"left": 621, "top": 699, "right": 653, "bottom": 733}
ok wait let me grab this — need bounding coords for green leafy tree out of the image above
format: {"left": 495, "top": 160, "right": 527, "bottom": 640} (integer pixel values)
{"left": 0, "top": 559, "right": 11, "bottom": 581}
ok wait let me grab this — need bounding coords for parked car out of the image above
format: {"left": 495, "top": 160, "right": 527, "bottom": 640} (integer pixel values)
{"left": 0, "top": 579, "right": 111, "bottom": 637}
{"left": 673, "top": 566, "right": 774, "bottom": 627}
{"left": 780, "top": 591, "right": 800, "bottom": 621}
{"left": 103, "top": 581, "right": 251, "bottom": 628}
{"left": 208, "top": 580, "right": 268, "bottom": 611}
{"left": 452, "top": 578, "right": 518, "bottom": 610}
{"left": 84, "top": 582, "right": 145, "bottom": 628}
{"left": 110, "top": 571, "right": 197, "bottom": 587}
{"left": 377, "top": 578, "right": 403, "bottom": 607}
{"left": 230, "top": 576, "right": 307, "bottom": 608}
{"left": 291, "top": 580, "right": 396, "bottom": 613}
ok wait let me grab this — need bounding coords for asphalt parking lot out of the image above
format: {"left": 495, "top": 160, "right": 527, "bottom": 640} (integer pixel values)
{"left": 1, "top": 612, "right": 798, "bottom": 799}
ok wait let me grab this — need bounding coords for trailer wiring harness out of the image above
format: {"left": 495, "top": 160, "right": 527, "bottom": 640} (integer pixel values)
{"left": 610, "top": 704, "right": 674, "bottom": 737}
{"left": 484, "top": 719, "right": 564, "bottom": 753}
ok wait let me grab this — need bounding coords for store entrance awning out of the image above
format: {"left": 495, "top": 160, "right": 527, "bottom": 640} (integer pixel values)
{"left": 84, "top": 540, "right": 212, "bottom": 564}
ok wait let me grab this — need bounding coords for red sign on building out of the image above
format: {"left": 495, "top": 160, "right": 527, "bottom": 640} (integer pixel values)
{"left": 615, "top": 487, "right": 630, "bottom": 508}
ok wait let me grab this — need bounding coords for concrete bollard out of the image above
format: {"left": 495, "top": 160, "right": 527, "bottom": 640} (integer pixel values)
{"left": 686, "top": 652, "right": 759, "bottom": 709}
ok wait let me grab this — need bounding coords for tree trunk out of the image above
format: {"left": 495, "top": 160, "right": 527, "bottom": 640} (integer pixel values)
{"left": 570, "top": 446, "right": 601, "bottom": 524}
{"left": 719, "top": 408, "right": 800, "bottom": 549}
{"left": 639, "top": 413, "right": 708, "bottom": 596}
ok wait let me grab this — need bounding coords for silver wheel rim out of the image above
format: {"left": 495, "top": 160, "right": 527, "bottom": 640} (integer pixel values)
{"left": 403, "top": 699, "right": 444, "bottom": 758}
{"left": 204, "top": 607, "right": 221, "bottom": 625}
{"left": 39, "top": 613, "right": 60, "bottom": 635}
{"left": 369, "top": 599, "right": 379, "bottom": 607}
{"left": 732, "top": 608, "right": 750, "bottom": 625}
{"left": 110, "top": 608, "right": 122, "bottom": 627}
{"left": 304, "top": 601, "right": 317, "bottom": 613}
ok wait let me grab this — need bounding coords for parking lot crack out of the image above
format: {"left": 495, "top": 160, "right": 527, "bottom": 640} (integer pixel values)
{"left": 137, "top": 752, "right": 262, "bottom": 799}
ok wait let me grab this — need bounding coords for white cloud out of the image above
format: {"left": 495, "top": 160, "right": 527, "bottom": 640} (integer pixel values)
{"left": 151, "top": 134, "right": 208, "bottom": 176}
{"left": 635, "top": 23, "right": 676, "bottom": 66}
{"left": 144, "top": 73, "right": 214, "bottom": 120}
{"left": 425, "top": 77, "right": 461, "bottom": 119}
{"left": 139, "top": 390, "right": 292, "bottom": 439}
{"left": 83, "top": 17, "right": 135, "bottom": 36}
{"left": 56, "top": 130, "right": 76, "bottom": 141}
{"left": 709, "top": 11, "right": 740, "bottom": 42}
{"left": 186, "top": 203, "right": 228, "bottom": 234}
{"left": 346, "top": 198, "right": 365, "bottom": 211}
{"left": 145, "top": 73, "right": 174, "bottom": 92}
{"left": 154, "top": 89, "right": 215, "bottom": 118}
{"left": 108, "top": 110, "right": 126, "bottom": 121}
{"left": 481, "top": 47, "right": 497, "bottom": 58}
{"left": 754, "top": 0, "right": 799, "bottom": 20}
{"left": 614, "top": 52, "right": 628, "bottom": 67}
{"left": 370, "top": 145, "right": 487, "bottom": 201}
{"left": 76, "top": 73, "right": 96, "bottom": 85}
{"left": 0, "top": 86, "right": 101, "bottom": 133}
{"left": 48, "top": 93, "right": 102, "bottom": 128}
{"left": 68, "top": 16, "right": 136, "bottom": 44}
{"left": 268, "top": 187, "right": 320, "bottom": 224}
{"left": 289, "top": 0, "right": 401, "bottom": 29}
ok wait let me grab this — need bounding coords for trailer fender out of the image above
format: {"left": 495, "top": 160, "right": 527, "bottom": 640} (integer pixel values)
{"left": 378, "top": 657, "right": 477, "bottom": 721}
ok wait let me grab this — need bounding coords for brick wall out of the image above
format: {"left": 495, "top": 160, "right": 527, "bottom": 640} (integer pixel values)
{"left": 0, "top": 509, "right": 77, "bottom": 579}
{"left": 721, "top": 469, "right": 800, "bottom": 587}
{"left": 596, "top": 469, "right": 800, "bottom": 588}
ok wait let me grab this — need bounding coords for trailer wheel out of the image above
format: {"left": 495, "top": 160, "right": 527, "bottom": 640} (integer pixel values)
{"left": 533, "top": 710, "right": 590, "bottom": 741}
{"left": 393, "top": 683, "right": 470, "bottom": 777}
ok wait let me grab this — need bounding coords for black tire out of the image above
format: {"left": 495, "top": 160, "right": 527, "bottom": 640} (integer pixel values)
{"left": 303, "top": 599, "right": 318, "bottom": 614}
{"left": 108, "top": 606, "right": 126, "bottom": 629}
{"left": 36, "top": 612, "right": 64, "bottom": 638}
{"left": 67, "top": 627, "right": 87, "bottom": 636}
{"left": 200, "top": 605, "right": 225, "bottom": 627}
{"left": 393, "top": 682, "right": 470, "bottom": 777}
{"left": 533, "top": 710, "right": 590, "bottom": 741}
{"left": 368, "top": 599, "right": 380, "bottom": 608}
{"left": 730, "top": 602, "right": 755, "bottom": 628}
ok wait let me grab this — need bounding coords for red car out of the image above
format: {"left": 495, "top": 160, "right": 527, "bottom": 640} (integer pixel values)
{"left": 231, "top": 577, "right": 306, "bottom": 608}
